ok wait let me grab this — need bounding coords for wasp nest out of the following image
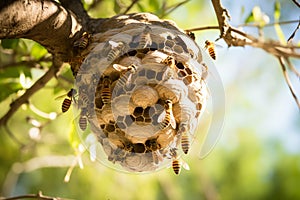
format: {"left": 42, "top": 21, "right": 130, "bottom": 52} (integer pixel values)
{"left": 71, "top": 13, "right": 208, "bottom": 174}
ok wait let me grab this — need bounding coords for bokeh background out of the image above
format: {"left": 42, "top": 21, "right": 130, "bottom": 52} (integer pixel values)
{"left": 0, "top": 0, "right": 299, "bottom": 199}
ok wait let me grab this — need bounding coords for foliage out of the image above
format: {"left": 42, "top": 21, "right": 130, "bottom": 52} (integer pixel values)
{"left": 0, "top": 0, "right": 300, "bottom": 200}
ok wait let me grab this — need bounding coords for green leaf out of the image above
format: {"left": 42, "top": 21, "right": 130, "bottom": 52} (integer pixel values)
{"left": 274, "top": 1, "right": 285, "bottom": 43}
{"left": 274, "top": 1, "right": 281, "bottom": 21}
{"left": 274, "top": 23, "right": 286, "bottom": 44}
{"left": 136, "top": 2, "right": 145, "bottom": 12}
{"left": 0, "top": 66, "right": 31, "bottom": 79}
{"left": 0, "top": 79, "right": 23, "bottom": 102}
{"left": 149, "top": 0, "right": 160, "bottom": 11}
{"left": 245, "top": 6, "right": 269, "bottom": 27}
{"left": 113, "top": 0, "right": 121, "bottom": 14}
{"left": 252, "top": 6, "right": 262, "bottom": 22}
{"left": 245, "top": 12, "right": 254, "bottom": 23}
{"left": 31, "top": 43, "right": 48, "bottom": 60}
{"left": 1, "top": 39, "right": 19, "bottom": 49}
{"left": 240, "top": 6, "right": 245, "bottom": 17}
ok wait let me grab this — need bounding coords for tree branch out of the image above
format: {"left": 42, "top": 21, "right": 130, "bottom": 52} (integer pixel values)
{"left": 122, "top": 0, "right": 140, "bottom": 14}
{"left": 59, "top": 0, "right": 90, "bottom": 27}
{"left": 0, "top": 56, "right": 52, "bottom": 70}
{"left": 210, "top": 0, "right": 300, "bottom": 108}
{"left": 291, "top": 0, "right": 300, "bottom": 8}
{"left": 278, "top": 57, "right": 300, "bottom": 109}
{"left": 287, "top": 18, "right": 300, "bottom": 43}
{"left": 0, "top": 59, "right": 62, "bottom": 127}
{"left": 210, "top": 0, "right": 300, "bottom": 57}
{"left": 0, "top": 0, "right": 83, "bottom": 61}
{"left": 185, "top": 26, "right": 220, "bottom": 32}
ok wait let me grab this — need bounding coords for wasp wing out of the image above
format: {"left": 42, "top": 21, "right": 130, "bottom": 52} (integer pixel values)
{"left": 157, "top": 111, "right": 166, "bottom": 123}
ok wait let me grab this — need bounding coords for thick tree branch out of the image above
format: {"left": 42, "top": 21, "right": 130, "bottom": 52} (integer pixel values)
{"left": 0, "top": 0, "right": 83, "bottom": 61}
{"left": 59, "top": 0, "right": 90, "bottom": 27}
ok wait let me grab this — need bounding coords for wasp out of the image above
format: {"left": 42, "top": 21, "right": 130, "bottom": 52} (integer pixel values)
{"left": 145, "top": 138, "right": 163, "bottom": 164}
{"left": 161, "top": 56, "right": 179, "bottom": 79}
{"left": 113, "top": 64, "right": 137, "bottom": 87}
{"left": 109, "top": 140, "right": 133, "bottom": 164}
{"left": 107, "top": 41, "right": 125, "bottom": 62}
{"left": 152, "top": 151, "right": 164, "bottom": 165}
{"left": 79, "top": 108, "right": 88, "bottom": 131}
{"left": 185, "top": 30, "right": 195, "bottom": 41}
{"left": 108, "top": 148, "right": 126, "bottom": 164}
{"left": 100, "top": 76, "right": 112, "bottom": 105}
{"left": 140, "top": 25, "right": 152, "bottom": 48}
{"left": 201, "top": 62, "right": 208, "bottom": 80}
{"left": 170, "top": 148, "right": 190, "bottom": 175}
{"left": 56, "top": 89, "right": 77, "bottom": 113}
{"left": 158, "top": 100, "right": 176, "bottom": 130}
{"left": 178, "top": 123, "right": 190, "bottom": 154}
{"left": 162, "top": 56, "right": 176, "bottom": 70}
{"left": 204, "top": 40, "right": 216, "bottom": 60}
{"left": 73, "top": 32, "right": 91, "bottom": 50}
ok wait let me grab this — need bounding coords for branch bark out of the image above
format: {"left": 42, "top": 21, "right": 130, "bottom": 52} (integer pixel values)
{"left": 0, "top": 0, "right": 83, "bottom": 61}
{"left": 210, "top": 0, "right": 300, "bottom": 58}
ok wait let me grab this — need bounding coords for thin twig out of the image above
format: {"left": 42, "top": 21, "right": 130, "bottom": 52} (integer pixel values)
{"left": 285, "top": 57, "right": 300, "bottom": 78}
{"left": 185, "top": 26, "right": 220, "bottom": 32}
{"left": 2, "top": 124, "right": 25, "bottom": 146}
{"left": 287, "top": 18, "right": 300, "bottom": 43}
{"left": 291, "top": 0, "right": 300, "bottom": 8}
{"left": 278, "top": 56, "right": 300, "bottom": 109}
{"left": 210, "top": 0, "right": 300, "bottom": 108}
{"left": 0, "top": 62, "right": 61, "bottom": 127}
{"left": 238, "top": 19, "right": 300, "bottom": 28}
{"left": 0, "top": 191, "right": 73, "bottom": 200}
{"left": 122, "top": 0, "right": 139, "bottom": 14}
{"left": 0, "top": 56, "right": 52, "bottom": 70}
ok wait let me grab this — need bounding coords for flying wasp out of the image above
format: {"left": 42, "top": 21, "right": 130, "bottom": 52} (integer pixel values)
{"left": 170, "top": 148, "right": 190, "bottom": 175}
{"left": 73, "top": 32, "right": 91, "bottom": 50}
{"left": 204, "top": 40, "right": 216, "bottom": 60}
{"left": 56, "top": 89, "right": 77, "bottom": 113}
{"left": 158, "top": 100, "right": 176, "bottom": 130}
{"left": 100, "top": 76, "right": 112, "bottom": 105}
{"left": 113, "top": 64, "right": 137, "bottom": 87}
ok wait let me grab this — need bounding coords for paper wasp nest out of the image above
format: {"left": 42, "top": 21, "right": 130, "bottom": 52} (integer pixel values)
{"left": 72, "top": 13, "right": 208, "bottom": 174}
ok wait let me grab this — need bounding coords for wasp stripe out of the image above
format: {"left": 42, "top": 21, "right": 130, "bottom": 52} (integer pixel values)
{"left": 62, "top": 98, "right": 72, "bottom": 113}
